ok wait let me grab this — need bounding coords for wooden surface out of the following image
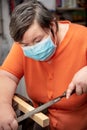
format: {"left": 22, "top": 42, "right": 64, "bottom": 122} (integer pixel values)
{"left": 13, "top": 95, "right": 49, "bottom": 127}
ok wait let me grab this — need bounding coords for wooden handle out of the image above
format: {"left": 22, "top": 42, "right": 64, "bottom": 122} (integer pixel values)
{"left": 13, "top": 95, "right": 49, "bottom": 127}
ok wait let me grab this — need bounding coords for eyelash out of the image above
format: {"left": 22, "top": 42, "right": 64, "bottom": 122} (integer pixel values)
{"left": 21, "top": 37, "right": 43, "bottom": 47}
{"left": 21, "top": 44, "right": 28, "bottom": 47}
{"left": 35, "top": 40, "right": 41, "bottom": 43}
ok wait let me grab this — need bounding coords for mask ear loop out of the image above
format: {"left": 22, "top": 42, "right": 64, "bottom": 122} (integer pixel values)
{"left": 50, "top": 27, "right": 58, "bottom": 47}
{"left": 50, "top": 18, "right": 59, "bottom": 46}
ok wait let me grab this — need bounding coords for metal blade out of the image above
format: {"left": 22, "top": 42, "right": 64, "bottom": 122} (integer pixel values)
{"left": 17, "top": 91, "right": 66, "bottom": 123}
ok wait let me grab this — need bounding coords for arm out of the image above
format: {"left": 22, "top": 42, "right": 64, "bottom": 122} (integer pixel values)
{"left": 66, "top": 66, "right": 87, "bottom": 98}
{"left": 0, "top": 70, "right": 19, "bottom": 130}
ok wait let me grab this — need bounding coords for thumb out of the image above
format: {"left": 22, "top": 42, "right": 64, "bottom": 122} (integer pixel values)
{"left": 66, "top": 82, "right": 75, "bottom": 99}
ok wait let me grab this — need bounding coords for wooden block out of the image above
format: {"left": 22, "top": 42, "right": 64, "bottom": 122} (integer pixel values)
{"left": 13, "top": 95, "right": 49, "bottom": 127}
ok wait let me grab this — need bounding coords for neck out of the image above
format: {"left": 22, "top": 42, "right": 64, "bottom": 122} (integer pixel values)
{"left": 57, "top": 22, "right": 69, "bottom": 44}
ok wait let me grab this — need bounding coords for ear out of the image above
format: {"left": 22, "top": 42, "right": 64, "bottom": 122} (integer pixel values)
{"left": 50, "top": 21, "right": 57, "bottom": 34}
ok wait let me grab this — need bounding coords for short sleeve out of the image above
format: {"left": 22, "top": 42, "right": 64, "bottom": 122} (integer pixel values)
{"left": 0, "top": 42, "right": 24, "bottom": 79}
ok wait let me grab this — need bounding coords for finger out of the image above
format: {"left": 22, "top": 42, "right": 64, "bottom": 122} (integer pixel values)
{"left": 83, "top": 85, "right": 87, "bottom": 93}
{"left": 66, "top": 82, "right": 75, "bottom": 99}
{"left": 76, "top": 85, "right": 83, "bottom": 95}
{"left": 1, "top": 125, "right": 11, "bottom": 130}
{"left": 10, "top": 119, "right": 18, "bottom": 130}
{"left": 0, "top": 126, "right": 4, "bottom": 130}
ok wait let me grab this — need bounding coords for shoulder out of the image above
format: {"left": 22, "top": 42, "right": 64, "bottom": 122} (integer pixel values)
{"left": 70, "top": 22, "right": 87, "bottom": 33}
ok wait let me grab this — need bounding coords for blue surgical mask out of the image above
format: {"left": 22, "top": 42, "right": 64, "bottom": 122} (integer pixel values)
{"left": 22, "top": 36, "right": 57, "bottom": 61}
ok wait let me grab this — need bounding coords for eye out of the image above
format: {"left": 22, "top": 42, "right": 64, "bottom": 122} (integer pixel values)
{"left": 35, "top": 40, "right": 41, "bottom": 43}
{"left": 22, "top": 44, "right": 28, "bottom": 47}
{"left": 34, "top": 39, "right": 41, "bottom": 44}
{"left": 20, "top": 42, "right": 29, "bottom": 47}
{"left": 33, "top": 37, "right": 42, "bottom": 44}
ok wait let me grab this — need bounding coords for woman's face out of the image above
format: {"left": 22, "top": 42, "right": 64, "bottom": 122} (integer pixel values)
{"left": 21, "top": 20, "right": 56, "bottom": 46}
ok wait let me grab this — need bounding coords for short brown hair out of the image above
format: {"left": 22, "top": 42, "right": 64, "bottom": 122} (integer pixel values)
{"left": 9, "top": 0, "right": 58, "bottom": 42}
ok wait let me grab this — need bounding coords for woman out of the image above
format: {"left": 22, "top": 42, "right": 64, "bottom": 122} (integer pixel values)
{"left": 0, "top": 0, "right": 87, "bottom": 129}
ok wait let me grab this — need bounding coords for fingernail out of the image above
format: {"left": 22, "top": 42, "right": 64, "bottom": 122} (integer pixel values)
{"left": 66, "top": 95, "right": 69, "bottom": 99}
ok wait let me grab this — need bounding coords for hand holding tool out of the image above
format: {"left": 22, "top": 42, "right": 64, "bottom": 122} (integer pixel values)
{"left": 17, "top": 90, "right": 75, "bottom": 123}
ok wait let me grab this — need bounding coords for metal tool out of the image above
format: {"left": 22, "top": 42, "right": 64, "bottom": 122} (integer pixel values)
{"left": 17, "top": 90, "right": 75, "bottom": 123}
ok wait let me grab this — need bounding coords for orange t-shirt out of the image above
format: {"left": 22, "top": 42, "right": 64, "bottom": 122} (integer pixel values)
{"left": 1, "top": 21, "right": 87, "bottom": 130}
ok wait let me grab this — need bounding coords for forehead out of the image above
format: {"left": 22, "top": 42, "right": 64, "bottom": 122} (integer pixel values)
{"left": 22, "top": 20, "right": 46, "bottom": 41}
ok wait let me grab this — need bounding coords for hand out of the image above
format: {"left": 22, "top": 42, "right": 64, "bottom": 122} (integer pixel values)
{"left": 66, "top": 66, "right": 87, "bottom": 98}
{"left": 0, "top": 103, "right": 18, "bottom": 130}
